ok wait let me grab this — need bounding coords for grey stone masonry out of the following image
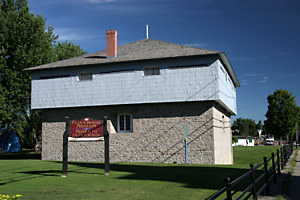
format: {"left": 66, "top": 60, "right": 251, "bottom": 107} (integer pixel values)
{"left": 41, "top": 101, "right": 231, "bottom": 164}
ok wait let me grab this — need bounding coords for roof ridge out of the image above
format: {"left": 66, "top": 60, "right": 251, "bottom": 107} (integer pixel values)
{"left": 118, "top": 38, "right": 220, "bottom": 53}
{"left": 147, "top": 38, "right": 220, "bottom": 52}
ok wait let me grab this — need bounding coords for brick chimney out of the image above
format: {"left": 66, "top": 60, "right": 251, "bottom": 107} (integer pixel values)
{"left": 106, "top": 30, "right": 117, "bottom": 58}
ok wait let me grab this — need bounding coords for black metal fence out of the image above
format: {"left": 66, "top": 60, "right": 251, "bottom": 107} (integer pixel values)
{"left": 206, "top": 143, "right": 294, "bottom": 200}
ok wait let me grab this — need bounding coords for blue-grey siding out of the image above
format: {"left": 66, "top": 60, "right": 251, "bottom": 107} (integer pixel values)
{"left": 31, "top": 56, "right": 237, "bottom": 114}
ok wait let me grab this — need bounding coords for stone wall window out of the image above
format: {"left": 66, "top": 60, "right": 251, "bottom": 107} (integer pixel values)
{"left": 117, "top": 113, "right": 132, "bottom": 132}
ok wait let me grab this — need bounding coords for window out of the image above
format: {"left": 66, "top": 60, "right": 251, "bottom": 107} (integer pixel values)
{"left": 144, "top": 66, "right": 160, "bottom": 76}
{"left": 78, "top": 72, "right": 92, "bottom": 81}
{"left": 117, "top": 113, "right": 132, "bottom": 132}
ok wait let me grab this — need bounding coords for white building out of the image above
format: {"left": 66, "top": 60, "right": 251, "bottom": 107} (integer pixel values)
{"left": 232, "top": 137, "right": 255, "bottom": 146}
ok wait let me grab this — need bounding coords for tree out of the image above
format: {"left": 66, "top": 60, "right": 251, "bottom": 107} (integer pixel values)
{"left": 256, "top": 120, "right": 263, "bottom": 130}
{"left": 231, "top": 118, "right": 257, "bottom": 136}
{"left": 0, "top": 0, "right": 57, "bottom": 146}
{"left": 264, "top": 89, "right": 300, "bottom": 139}
{"left": 0, "top": 0, "right": 87, "bottom": 148}
{"left": 54, "top": 41, "right": 88, "bottom": 61}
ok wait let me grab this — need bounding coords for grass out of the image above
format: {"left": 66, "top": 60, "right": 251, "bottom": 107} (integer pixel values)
{"left": 233, "top": 145, "right": 279, "bottom": 167}
{"left": 0, "top": 146, "right": 279, "bottom": 200}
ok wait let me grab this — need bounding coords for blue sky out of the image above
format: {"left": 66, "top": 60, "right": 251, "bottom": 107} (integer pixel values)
{"left": 28, "top": 0, "right": 300, "bottom": 124}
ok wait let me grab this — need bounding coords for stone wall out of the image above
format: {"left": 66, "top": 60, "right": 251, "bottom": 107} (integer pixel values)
{"left": 212, "top": 105, "right": 233, "bottom": 164}
{"left": 41, "top": 101, "right": 232, "bottom": 164}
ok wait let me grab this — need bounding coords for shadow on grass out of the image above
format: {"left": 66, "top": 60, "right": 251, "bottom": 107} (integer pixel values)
{"left": 0, "top": 150, "right": 41, "bottom": 160}
{"left": 67, "top": 162, "right": 252, "bottom": 191}
{"left": 19, "top": 170, "right": 62, "bottom": 176}
{"left": 19, "top": 169, "right": 100, "bottom": 176}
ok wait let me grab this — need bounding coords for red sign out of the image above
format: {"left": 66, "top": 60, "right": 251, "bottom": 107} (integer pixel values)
{"left": 70, "top": 118, "right": 103, "bottom": 138}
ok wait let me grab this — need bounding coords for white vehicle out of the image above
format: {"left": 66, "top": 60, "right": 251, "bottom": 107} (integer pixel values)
{"left": 265, "top": 138, "right": 274, "bottom": 145}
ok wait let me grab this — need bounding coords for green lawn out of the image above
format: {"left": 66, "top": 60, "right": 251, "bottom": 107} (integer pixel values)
{"left": 0, "top": 146, "right": 280, "bottom": 200}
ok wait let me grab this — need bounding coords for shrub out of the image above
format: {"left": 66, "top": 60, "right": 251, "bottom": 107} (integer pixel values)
{"left": 0, "top": 194, "right": 22, "bottom": 200}
{"left": 232, "top": 136, "right": 238, "bottom": 144}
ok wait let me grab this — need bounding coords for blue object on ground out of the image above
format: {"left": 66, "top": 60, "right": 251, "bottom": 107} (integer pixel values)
{"left": 0, "top": 130, "right": 23, "bottom": 152}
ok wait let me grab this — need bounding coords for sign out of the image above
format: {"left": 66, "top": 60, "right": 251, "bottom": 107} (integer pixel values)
{"left": 70, "top": 118, "right": 103, "bottom": 138}
{"left": 184, "top": 124, "right": 188, "bottom": 139}
{"left": 184, "top": 124, "right": 188, "bottom": 164}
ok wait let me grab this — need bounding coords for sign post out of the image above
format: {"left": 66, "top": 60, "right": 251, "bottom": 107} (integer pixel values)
{"left": 104, "top": 116, "right": 110, "bottom": 175}
{"left": 184, "top": 124, "right": 188, "bottom": 164}
{"left": 62, "top": 116, "right": 69, "bottom": 178}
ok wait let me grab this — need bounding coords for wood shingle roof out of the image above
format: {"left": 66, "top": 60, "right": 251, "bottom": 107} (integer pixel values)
{"left": 26, "top": 39, "right": 220, "bottom": 70}
{"left": 26, "top": 38, "right": 240, "bottom": 87}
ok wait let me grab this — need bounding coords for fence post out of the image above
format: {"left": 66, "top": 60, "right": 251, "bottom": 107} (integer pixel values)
{"left": 290, "top": 141, "right": 293, "bottom": 156}
{"left": 287, "top": 143, "right": 291, "bottom": 159}
{"left": 277, "top": 149, "right": 281, "bottom": 175}
{"left": 284, "top": 146, "right": 288, "bottom": 166}
{"left": 283, "top": 146, "right": 286, "bottom": 166}
{"left": 263, "top": 157, "right": 270, "bottom": 195}
{"left": 250, "top": 163, "right": 257, "bottom": 199}
{"left": 225, "top": 177, "right": 232, "bottom": 200}
{"left": 280, "top": 147, "right": 284, "bottom": 169}
{"left": 271, "top": 153, "right": 277, "bottom": 184}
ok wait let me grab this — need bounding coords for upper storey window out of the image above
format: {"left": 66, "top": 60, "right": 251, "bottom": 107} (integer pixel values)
{"left": 144, "top": 66, "right": 160, "bottom": 76}
{"left": 78, "top": 72, "right": 92, "bottom": 81}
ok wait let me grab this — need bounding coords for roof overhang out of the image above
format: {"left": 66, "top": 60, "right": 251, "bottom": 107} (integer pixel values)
{"left": 218, "top": 52, "right": 240, "bottom": 87}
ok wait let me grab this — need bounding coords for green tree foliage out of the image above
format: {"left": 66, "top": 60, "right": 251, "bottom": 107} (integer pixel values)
{"left": 232, "top": 118, "right": 257, "bottom": 136}
{"left": 264, "top": 89, "right": 300, "bottom": 139}
{"left": 256, "top": 120, "right": 263, "bottom": 130}
{"left": 232, "top": 136, "right": 238, "bottom": 144}
{"left": 0, "top": 0, "right": 56, "bottom": 147}
{"left": 54, "top": 41, "right": 87, "bottom": 61}
{"left": 0, "top": 0, "right": 87, "bottom": 148}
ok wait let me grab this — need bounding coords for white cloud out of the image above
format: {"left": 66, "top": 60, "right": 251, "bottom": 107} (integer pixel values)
{"left": 278, "top": 52, "right": 289, "bottom": 55}
{"left": 279, "top": 73, "right": 297, "bottom": 79}
{"left": 245, "top": 73, "right": 266, "bottom": 77}
{"left": 54, "top": 28, "right": 99, "bottom": 42}
{"left": 231, "top": 55, "right": 270, "bottom": 61}
{"left": 57, "top": 33, "right": 84, "bottom": 41}
{"left": 242, "top": 74, "right": 269, "bottom": 85}
{"left": 230, "top": 57, "right": 255, "bottom": 61}
{"left": 85, "top": 0, "right": 116, "bottom": 3}
{"left": 259, "top": 76, "right": 268, "bottom": 84}
{"left": 241, "top": 80, "right": 248, "bottom": 86}
{"left": 32, "top": 0, "right": 117, "bottom": 6}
